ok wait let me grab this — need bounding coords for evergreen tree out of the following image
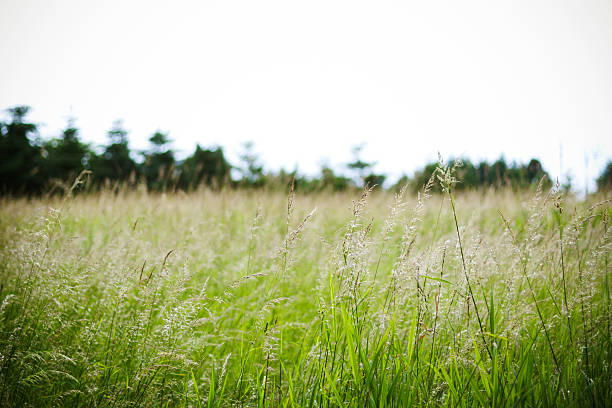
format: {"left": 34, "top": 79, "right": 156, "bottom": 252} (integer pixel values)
{"left": 490, "top": 159, "right": 508, "bottom": 187}
{"left": 142, "top": 131, "right": 175, "bottom": 191}
{"left": 363, "top": 173, "right": 386, "bottom": 189}
{"left": 179, "top": 145, "right": 230, "bottom": 190}
{"left": 42, "top": 118, "right": 91, "bottom": 186}
{"left": 90, "top": 120, "right": 137, "bottom": 185}
{"left": 237, "top": 141, "right": 264, "bottom": 187}
{"left": 347, "top": 144, "right": 372, "bottom": 186}
{"left": 454, "top": 159, "right": 478, "bottom": 189}
{"left": 526, "top": 158, "right": 547, "bottom": 185}
{"left": 411, "top": 162, "right": 440, "bottom": 192}
{"left": 319, "top": 165, "right": 352, "bottom": 191}
{"left": 0, "top": 106, "right": 42, "bottom": 194}
{"left": 347, "top": 144, "right": 386, "bottom": 189}
{"left": 596, "top": 161, "right": 612, "bottom": 191}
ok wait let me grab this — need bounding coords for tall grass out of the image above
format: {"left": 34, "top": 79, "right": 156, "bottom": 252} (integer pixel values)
{"left": 0, "top": 170, "right": 610, "bottom": 407}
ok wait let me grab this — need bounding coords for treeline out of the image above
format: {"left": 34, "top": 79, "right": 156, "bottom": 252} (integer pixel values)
{"left": 1, "top": 105, "right": 611, "bottom": 195}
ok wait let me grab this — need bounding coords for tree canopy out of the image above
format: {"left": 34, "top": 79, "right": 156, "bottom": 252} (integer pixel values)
{"left": 1, "top": 105, "right": 609, "bottom": 196}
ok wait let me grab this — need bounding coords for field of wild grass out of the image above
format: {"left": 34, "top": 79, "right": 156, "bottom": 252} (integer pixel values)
{"left": 0, "top": 169, "right": 610, "bottom": 407}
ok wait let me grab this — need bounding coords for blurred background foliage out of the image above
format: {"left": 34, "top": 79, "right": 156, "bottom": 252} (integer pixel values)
{"left": 1, "top": 105, "right": 609, "bottom": 195}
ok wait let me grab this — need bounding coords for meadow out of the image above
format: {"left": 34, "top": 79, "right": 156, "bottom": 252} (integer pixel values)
{"left": 0, "top": 166, "right": 610, "bottom": 407}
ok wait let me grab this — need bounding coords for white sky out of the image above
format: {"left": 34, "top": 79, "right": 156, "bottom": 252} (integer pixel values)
{"left": 1, "top": 0, "right": 611, "bottom": 190}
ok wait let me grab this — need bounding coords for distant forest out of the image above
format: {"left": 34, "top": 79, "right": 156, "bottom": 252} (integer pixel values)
{"left": 1, "top": 105, "right": 611, "bottom": 195}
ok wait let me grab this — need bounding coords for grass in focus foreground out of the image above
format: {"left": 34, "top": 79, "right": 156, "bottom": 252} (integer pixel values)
{"left": 0, "top": 169, "right": 610, "bottom": 407}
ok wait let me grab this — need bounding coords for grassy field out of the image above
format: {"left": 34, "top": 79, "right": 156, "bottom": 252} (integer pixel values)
{"left": 0, "top": 169, "right": 610, "bottom": 407}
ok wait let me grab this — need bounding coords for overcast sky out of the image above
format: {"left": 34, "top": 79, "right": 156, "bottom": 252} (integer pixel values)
{"left": 1, "top": 0, "right": 611, "bottom": 190}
